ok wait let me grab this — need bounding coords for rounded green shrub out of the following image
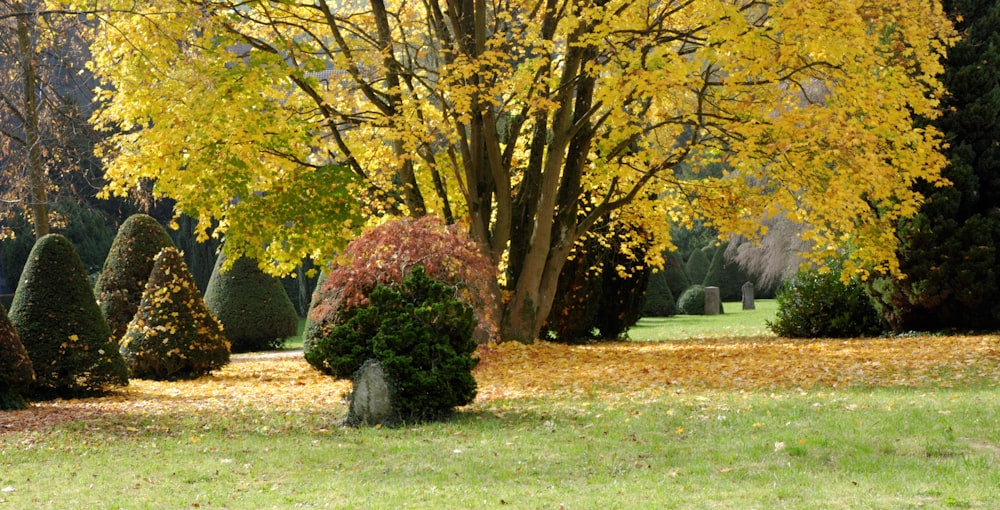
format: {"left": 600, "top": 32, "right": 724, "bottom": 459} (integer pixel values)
{"left": 305, "top": 266, "right": 478, "bottom": 423}
{"left": 205, "top": 254, "right": 299, "bottom": 352}
{"left": 768, "top": 265, "right": 883, "bottom": 338}
{"left": 121, "top": 247, "right": 230, "bottom": 380}
{"left": 9, "top": 234, "right": 128, "bottom": 397}
{"left": 94, "top": 214, "right": 175, "bottom": 342}
{"left": 0, "top": 303, "right": 34, "bottom": 410}
{"left": 677, "top": 285, "right": 706, "bottom": 315}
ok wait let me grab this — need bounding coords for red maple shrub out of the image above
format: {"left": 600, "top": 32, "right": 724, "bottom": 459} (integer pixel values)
{"left": 305, "top": 216, "right": 499, "bottom": 371}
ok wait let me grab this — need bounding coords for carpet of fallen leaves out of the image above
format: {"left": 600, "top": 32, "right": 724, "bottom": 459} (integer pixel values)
{"left": 2, "top": 335, "right": 998, "bottom": 434}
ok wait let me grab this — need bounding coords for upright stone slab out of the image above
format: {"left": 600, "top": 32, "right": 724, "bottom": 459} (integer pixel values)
{"left": 704, "top": 286, "right": 721, "bottom": 315}
{"left": 344, "top": 359, "right": 399, "bottom": 427}
{"left": 742, "top": 281, "right": 756, "bottom": 310}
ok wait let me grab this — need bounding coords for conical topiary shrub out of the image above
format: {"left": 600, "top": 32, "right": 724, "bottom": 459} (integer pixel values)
{"left": 642, "top": 270, "right": 677, "bottom": 317}
{"left": 204, "top": 254, "right": 299, "bottom": 352}
{"left": 0, "top": 303, "right": 34, "bottom": 410}
{"left": 94, "top": 214, "right": 175, "bottom": 342}
{"left": 121, "top": 247, "right": 230, "bottom": 380}
{"left": 685, "top": 248, "right": 711, "bottom": 288}
{"left": 9, "top": 234, "right": 128, "bottom": 397}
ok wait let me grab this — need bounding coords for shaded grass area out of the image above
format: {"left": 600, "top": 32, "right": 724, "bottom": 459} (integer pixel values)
{"left": 2, "top": 386, "right": 998, "bottom": 509}
{"left": 629, "top": 299, "right": 779, "bottom": 340}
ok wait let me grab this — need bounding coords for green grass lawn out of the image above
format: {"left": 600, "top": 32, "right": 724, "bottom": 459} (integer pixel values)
{"left": 4, "top": 300, "right": 1000, "bottom": 509}
{"left": 629, "top": 299, "right": 779, "bottom": 340}
{"left": 2, "top": 386, "right": 998, "bottom": 509}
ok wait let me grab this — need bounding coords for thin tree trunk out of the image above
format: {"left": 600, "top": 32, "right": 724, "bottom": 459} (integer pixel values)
{"left": 16, "top": 3, "right": 48, "bottom": 237}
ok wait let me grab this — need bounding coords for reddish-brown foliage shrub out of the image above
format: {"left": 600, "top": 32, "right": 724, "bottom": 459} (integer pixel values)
{"left": 306, "top": 216, "right": 499, "bottom": 354}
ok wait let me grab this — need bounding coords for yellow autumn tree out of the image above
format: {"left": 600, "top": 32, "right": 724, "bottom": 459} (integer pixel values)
{"left": 60, "top": 0, "right": 953, "bottom": 342}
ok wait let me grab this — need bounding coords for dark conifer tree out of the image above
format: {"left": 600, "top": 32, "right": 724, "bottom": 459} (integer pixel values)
{"left": 543, "top": 221, "right": 650, "bottom": 343}
{"left": 205, "top": 254, "right": 299, "bottom": 352}
{"left": 9, "top": 234, "right": 128, "bottom": 396}
{"left": 870, "top": 0, "right": 1000, "bottom": 330}
{"left": 684, "top": 248, "right": 711, "bottom": 290}
{"left": 0, "top": 303, "right": 34, "bottom": 409}
{"left": 121, "top": 247, "right": 230, "bottom": 380}
{"left": 94, "top": 214, "right": 175, "bottom": 341}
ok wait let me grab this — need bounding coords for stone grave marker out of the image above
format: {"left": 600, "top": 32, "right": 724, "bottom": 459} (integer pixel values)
{"left": 704, "top": 286, "right": 721, "bottom": 315}
{"left": 742, "top": 281, "right": 755, "bottom": 310}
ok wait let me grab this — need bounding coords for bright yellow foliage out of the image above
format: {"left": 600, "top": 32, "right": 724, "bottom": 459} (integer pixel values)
{"left": 59, "top": 0, "right": 954, "bottom": 338}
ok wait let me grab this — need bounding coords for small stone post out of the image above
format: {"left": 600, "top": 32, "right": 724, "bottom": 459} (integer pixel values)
{"left": 742, "top": 281, "right": 755, "bottom": 310}
{"left": 704, "top": 286, "right": 721, "bottom": 315}
{"left": 344, "top": 359, "right": 398, "bottom": 427}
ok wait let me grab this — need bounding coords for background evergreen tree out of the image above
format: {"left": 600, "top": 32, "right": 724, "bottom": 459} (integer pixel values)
{"left": 702, "top": 245, "right": 724, "bottom": 287}
{"left": 661, "top": 250, "right": 691, "bottom": 300}
{"left": 1, "top": 200, "right": 115, "bottom": 294}
{"left": 94, "top": 214, "right": 176, "bottom": 341}
{"left": 592, "top": 227, "right": 650, "bottom": 339}
{"left": 641, "top": 270, "right": 677, "bottom": 317}
{"left": 684, "top": 248, "right": 711, "bottom": 289}
{"left": 9, "top": 234, "right": 128, "bottom": 396}
{"left": 167, "top": 213, "right": 221, "bottom": 292}
{"left": 869, "top": 0, "right": 1000, "bottom": 330}
{"left": 0, "top": 303, "right": 34, "bottom": 410}
{"left": 281, "top": 258, "right": 320, "bottom": 318}
{"left": 703, "top": 243, "right": 752, "bottom": 301}
{"left": 205, "top": 254, "right": 299, "bottom": 352}
{"left": 121, "top": 247, "right": 230, "bottom": 380}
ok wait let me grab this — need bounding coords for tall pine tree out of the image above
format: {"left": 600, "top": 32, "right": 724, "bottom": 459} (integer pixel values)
{"left": 871, "top": 0, "right": 1000, "bottom": 330}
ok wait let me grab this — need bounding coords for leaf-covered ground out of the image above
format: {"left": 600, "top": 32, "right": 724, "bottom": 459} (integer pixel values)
{"left": 2, "top": 335, "right": 998, "bottom": 434}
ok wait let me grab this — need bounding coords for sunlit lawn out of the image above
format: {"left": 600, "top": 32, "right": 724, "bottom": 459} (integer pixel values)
{"left": 3, "top": 386, "right": 998, "bottom": 509}
{"left": 629, "top": 299, "right": 779, "bottom": 340}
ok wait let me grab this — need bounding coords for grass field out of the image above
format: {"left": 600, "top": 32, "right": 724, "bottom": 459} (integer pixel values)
{"left": 3, "top": 300, "right": 1000, "bottom": 509}
{"left": 628, "top": 299, "right": 779, "bottom": 340}
{"left": 3, "top": 387, "right": 999, "bottom": 509}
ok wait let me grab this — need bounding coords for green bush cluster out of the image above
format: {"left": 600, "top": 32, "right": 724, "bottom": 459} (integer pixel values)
{"left": 768, "top": 266, "right": 883, "bottom": 338}
{"left": 676, "top": 285, "right": 706, "bottom": 315}
{"left": 121, "top": 247, "right": 230, "bottom": 380}
{"left": 0, "top": 303, "right": 34, "bottom": 410}
{"left": 8, "top": 234, "right": 128, "bottom": 397}
{"left": 204, "top": 255, "right": 299, "bottom": 352}
{"left": 305, "top": 267, "right": 478, "bottom": 423}
{"left": 94, "top": 214, "right": 175, "bottom": 341}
